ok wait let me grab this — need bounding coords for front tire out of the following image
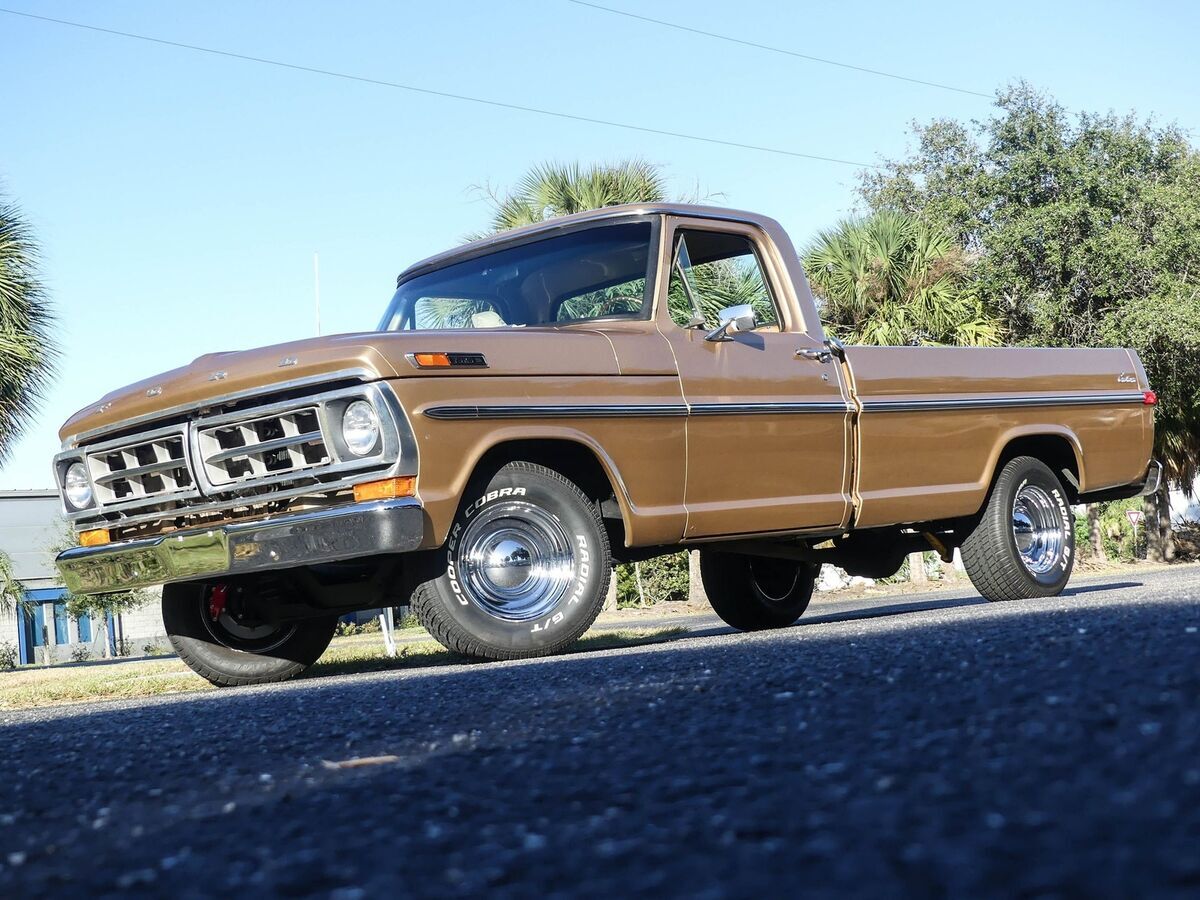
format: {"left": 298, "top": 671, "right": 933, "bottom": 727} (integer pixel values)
{"left": 961, "top": 455, "right": 1076, "bottom": 602}
{"left": 700, "top": 552, "right": 817, "bottom": 631}
{"left": 410, "top": 461, "right": 611, "bottom": 660}
{"left": 163, "top": 582, "right": 338, "bottom": 687}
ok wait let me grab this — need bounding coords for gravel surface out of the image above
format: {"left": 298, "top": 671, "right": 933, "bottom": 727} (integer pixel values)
{"left": 1, "top": 566, "right": 1198, "bottom": 898}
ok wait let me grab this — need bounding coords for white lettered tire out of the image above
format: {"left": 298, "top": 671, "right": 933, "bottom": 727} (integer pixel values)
{"left": 410, "top": 461, "right": 611, "bottom": 660}
{"left": 961, "top": 455, "right": 1076, "bottom": 601}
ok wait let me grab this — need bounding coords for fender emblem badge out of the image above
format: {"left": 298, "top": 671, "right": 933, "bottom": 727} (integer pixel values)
{"left": 1117, "top": 373, "right": 1137, "bottom": 384}
{"left": 209, "top": 371, "right": 228, "bottom": 382}
{"left": 146, "top": 386, "right": 162, "bottom": 397}
{"left": 278, "top": 356, "right": 298, "bottom": 368}
{"left": 96, "top": 402, "right": 112, "bottom": 414}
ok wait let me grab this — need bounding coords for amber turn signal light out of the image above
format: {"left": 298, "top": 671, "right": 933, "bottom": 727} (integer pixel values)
{"left": 408, "top": 352, "right": 487, "bottom": 369}
{"left": 79, "top": 528, "right": 111, "bottom": 548}
{"left": 353, "top": 476, "right": 416, "bottom": 503}
{"left": 412, "top": 353, "right": 453, "bottom": 368}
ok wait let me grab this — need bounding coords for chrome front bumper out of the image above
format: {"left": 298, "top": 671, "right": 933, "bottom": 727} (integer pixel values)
{"left": 56, "top": 498, "right": 425, "bottom": 595}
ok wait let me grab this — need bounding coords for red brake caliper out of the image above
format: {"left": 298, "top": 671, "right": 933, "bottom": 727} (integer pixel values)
{"left": 208, "top": 583, "right": 229, "bottom": 622}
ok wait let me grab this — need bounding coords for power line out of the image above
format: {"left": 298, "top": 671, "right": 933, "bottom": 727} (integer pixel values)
{"left": 0, "top": 6, "right": 881, "bottom": 169}
{"left": 567, "top": 0, "right": 993, "bottom": 100}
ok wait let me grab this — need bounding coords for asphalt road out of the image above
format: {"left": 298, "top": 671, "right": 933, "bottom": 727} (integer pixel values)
{"left": 2, "top": 567, "right": 1198, "bottom": 898}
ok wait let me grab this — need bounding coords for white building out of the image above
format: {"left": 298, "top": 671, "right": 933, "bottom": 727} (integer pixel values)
{"left": 0, "top": 490, "right": 167, "bottom": 665}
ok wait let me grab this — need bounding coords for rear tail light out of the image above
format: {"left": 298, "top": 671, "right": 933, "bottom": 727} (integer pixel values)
{"left": 1143, "top": 390, "right": 1158, "bottom": 406}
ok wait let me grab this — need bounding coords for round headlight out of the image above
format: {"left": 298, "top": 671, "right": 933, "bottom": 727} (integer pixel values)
{"left": 342, "top": 400, "right": 380, "bottom": 457}
{"left": 63, "top": 462, "right": 93, "bottom": 509}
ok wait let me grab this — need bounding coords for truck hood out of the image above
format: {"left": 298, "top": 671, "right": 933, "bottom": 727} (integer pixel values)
{"left": 59, "top": 328, "right": 621, "bottom": 443}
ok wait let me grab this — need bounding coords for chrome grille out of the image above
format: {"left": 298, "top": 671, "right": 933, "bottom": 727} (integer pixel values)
{"left": 195, "top": 407, "right": 329, "bottom": 487}
{"left": 58, "top": 381, "right": 411, "bottom": 529}
{"left": 85, "top": 428, "right": 194, "bottom": 505}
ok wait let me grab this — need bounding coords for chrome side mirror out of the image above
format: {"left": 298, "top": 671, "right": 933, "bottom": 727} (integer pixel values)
{"left": 705, "top": 304, "right": 758, "bottom": 342}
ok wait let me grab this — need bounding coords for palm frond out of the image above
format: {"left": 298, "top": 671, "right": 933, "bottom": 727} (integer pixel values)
{"left": 0, "top": 550, "right": 24, "bottom": 613}
{"left": 486, "top": 159, "right": 668, "bottom": 234}
{"left": 0, "top": 197, "right": 58, "bottom": 462}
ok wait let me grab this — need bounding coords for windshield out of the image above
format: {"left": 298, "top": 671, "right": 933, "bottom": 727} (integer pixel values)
{"left": 381, "top": 222, "right": 654, "bottom": 331}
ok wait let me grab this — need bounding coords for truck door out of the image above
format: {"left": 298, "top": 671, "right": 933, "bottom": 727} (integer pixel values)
{"left": 656, "top": 217, "right": 853, "bottom": 539}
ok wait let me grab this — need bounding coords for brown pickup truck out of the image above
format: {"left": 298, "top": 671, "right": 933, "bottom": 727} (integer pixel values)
{"left": 54, "top": 204, "right": 1160, "bottom": 686}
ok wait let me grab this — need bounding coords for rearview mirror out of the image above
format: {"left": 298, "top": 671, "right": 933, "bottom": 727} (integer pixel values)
{"left": 705, "top": 304, "right": 758, "bottom": 342}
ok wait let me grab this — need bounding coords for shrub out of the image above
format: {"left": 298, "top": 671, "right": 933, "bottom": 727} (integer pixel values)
{"left": 616, "top": 553, "right": 689, "bottom": 607}
{"left": 1078, "top": 499, "right": 1145, "bottom": 562}
{"left": 335, "top": 617, "right": 384, "bottom": 637}
{"left": 70, "top": 645, "right": 91, "bottom": 663}
{"left": 1073, "top": 510, "right": 1091, "bottom": 554}
{"left": 0, "top": 640, "right": 16, "bottom": 671}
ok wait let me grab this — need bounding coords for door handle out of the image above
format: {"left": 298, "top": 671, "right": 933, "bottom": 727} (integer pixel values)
{"left": 795, "top": 347, "right": 833, "bottom": 363}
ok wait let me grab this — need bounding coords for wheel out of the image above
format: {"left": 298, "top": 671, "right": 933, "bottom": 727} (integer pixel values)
{"left": 960, "top": 455, "right": 1076, "bottom": 601}
{"left": 162, "top": 581, "right": 338, "bottom": 687}
{"left": 410, "top": 461, "right": 611, "bottom": 660}
{"left": 699, "top": 551, "right": 817, "bottom": 631}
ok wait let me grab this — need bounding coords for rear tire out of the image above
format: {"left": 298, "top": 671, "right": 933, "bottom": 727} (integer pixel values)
{"left": 700, "top": 551, "right": 817, "bottom": 631}
{"left": 410, "top": 461, "right": 611, "bottom": 660}
{"left": 163, "top": 582, "right": 338, "bottom": 687}
{"left": 961, "top": 455, "right": 1076, "bottom": 602}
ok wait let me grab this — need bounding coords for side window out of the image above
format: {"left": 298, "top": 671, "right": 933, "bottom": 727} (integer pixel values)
{"left": 54, "top": 602, "right": 70, "bottom": 645}
{"left": 667, "top": 230, "right": 780, "bottom": 330}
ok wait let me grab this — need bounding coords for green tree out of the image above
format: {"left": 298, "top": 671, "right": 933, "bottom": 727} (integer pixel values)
{"left": 0, "top": 193, "right": 56, "bottom": 461}
{"left": 802, "top": 211, "right": 1002, "bottom": 346}
{"left": 860, "top": 82, "right": 1200, "bottom": 558}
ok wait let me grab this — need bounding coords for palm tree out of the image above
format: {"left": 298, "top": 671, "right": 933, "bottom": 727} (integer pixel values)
{"left": 0, "top": 194, "right": 56, "bottom": 462}
{"left": 484, "top": 159, "right": 668, "bottom": 234}
{"left": 803, "top": 211, "right": 1002, "bottom": 347}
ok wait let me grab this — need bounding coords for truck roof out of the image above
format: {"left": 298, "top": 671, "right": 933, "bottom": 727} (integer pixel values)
{"left": 396, "top": 202, "right": 782, "bottom": 285}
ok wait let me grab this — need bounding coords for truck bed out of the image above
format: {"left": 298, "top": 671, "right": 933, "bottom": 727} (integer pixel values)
{"left": 845, "top": 346, "right": 1154, "bottom": 527}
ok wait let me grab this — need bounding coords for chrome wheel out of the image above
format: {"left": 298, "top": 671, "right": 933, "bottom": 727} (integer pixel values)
{"left": 457, "top": 501, "right": 577, "bottom": 622}
{"left": 1012, "top": 484, "right": 1066, "bottom": 575}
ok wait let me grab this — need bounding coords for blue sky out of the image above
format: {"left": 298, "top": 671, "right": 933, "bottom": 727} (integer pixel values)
{"left": 1, "top": 0, "right": 1197, "bottom": 488}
